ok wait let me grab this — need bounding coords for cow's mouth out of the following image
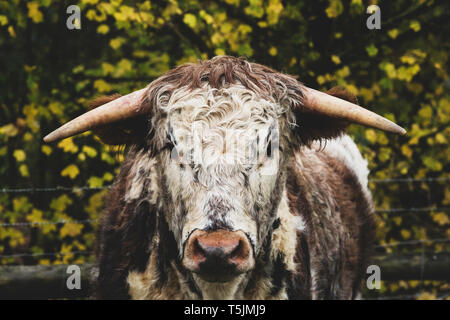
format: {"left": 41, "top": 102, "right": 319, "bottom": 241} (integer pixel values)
{"left": 182, "top": 229, "right": 255, "bottom": 282}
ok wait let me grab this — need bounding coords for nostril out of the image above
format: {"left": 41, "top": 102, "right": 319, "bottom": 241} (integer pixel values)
{"left": 193, "top": 239, "right": 206, "bottom": 260}
{"left": 229, "top": 240, "right": 243, "bottom": 259}
{"left": 183, "top": 230, "right": 254, "bottom": 281}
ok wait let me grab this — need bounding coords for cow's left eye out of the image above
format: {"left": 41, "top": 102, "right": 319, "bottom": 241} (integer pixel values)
{"left": 266, "top": 139, "right": 272, "bottom": 158}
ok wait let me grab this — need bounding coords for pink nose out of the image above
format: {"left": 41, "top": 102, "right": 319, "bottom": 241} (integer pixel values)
{"left": 182, "top": 229, "right": 254, "bottom": 282}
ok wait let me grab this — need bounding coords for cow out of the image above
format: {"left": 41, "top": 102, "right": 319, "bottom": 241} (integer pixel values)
{"left": 44, "top": 56, "right": 405, "bottom": 300}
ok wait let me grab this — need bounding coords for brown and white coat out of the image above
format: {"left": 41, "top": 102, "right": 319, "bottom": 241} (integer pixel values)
{"left": 89, "top": 57, "right": 377, "bottom": 300}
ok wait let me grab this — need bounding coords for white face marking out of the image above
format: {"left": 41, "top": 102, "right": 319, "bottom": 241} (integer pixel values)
{"left": 157, "top": 84, "right": 287, "bottom": 253}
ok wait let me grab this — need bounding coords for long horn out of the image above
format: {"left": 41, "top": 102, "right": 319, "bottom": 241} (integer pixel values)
{"left": 43, "top": 88, "right": 147, "bottom": 143}
{"left": 302, "top": 87, "right": 406, "bottom": 135}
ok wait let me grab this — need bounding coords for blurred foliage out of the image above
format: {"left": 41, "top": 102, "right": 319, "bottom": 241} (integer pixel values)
{"left": 0, "top": 0, "right": 449, "bottom": 299}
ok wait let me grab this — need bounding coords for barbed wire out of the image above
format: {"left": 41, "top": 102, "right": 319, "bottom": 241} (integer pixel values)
{"left": 1, "top": 207, "right": 448, "bottom": 228}
{"left": 375, "top": 238, "right": 450, "bottom": 248}
{"left": 0, "top": 186, "right": 110, "bottom": 193}
{"left": 1, "top": 176, "right": 449, "bottom": 194}
{"left": 370, "top": 290, "right": 450, "bottom": 300}
{"left": 0, "top": 251, "right": 92, "bottom": 259}
{"left": 370, "top": 177, "right": 450, "bottom": 183}
{"left": 375, "top": 207, "right": 450, "bottom": 213}
{"left": 0, "top": 219, "right": 98, "bottom": 228}
{"left": 0, "top": 177, "right": 449, "bottom": 261}
{"left": 1, "top": 238, "right": 448, "bottom": 259}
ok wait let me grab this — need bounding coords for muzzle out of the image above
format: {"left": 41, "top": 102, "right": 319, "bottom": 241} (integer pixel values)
{"left": 182, "top": 229, "right": 255, "bottom": 282}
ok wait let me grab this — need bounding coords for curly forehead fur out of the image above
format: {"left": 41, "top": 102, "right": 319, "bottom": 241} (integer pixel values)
{"left": 135, "top": 55, "right": 307, "bottom": 156}
{"left": 144, "top": 55, "right": 303, "bottom": 108}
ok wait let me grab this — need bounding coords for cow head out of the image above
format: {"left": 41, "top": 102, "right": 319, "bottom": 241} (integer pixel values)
{"left": 44, "top": 56, "right": 404, "bottom": 292}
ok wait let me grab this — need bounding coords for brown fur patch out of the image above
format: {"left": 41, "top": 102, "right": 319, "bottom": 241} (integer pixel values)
{"left": 286, "top": 147, "right": 375, "bottom": 299}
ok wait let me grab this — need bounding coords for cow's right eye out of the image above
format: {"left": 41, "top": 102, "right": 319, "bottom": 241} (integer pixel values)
{"left": 166, "top": 131, "right": 177, "bottom": 148}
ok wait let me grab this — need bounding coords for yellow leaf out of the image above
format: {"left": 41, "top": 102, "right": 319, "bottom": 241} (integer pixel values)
{"left": 400, "top": 55, "right": 416, "bottom": 65}
{"left": 417, "top": 292, "right": 436, "bottom": 300}
{"left": 401, "top": 145, "right": 413, "bottom": 158}
{"left": 19, "top": 164, "right": 29, "bottom": 177}
{"left": 0, "top": 15, "right": 8, "bottom": 26}
{"left": 26, "top": 209, "right": 45, "bottom": 225}
{"left": 316, "top": 75, "right": 325, "bottom": 85}
{"left": 433, "top": 212, "right": 449, "bottom": 226}
{"left": 27, "top": 2, "right": 43, "bottom": 23}
{"left": 94, "top": 79, "right": 112, "bottom": 93}
{"left": 87, "top": 8, "right": 106, "bottom": 22}
{"left": 268, "top": 46, "right": 278, "bottom": 56}
{"left": 103, "top": 172, "right": 114, "bottom": 181}
{"left": 266, "top": 0, "right": 284, "bottom": 25}
{"left": 400, "top": 229, "right": 411, "bottom": 239}
{"left": 215, "top": 48, "right": 226, "bottom": 56}
{"left": 13, "top": 149, "right": 26, "bottom": 162}
{"left": 199, "top": 10, "right": 214, "bottom": 24}
{"left": 115, "top": 59, "right": 132, "bottom": 77}
{"left": 422, "top": 156, "right": 442, "bottom": 171}
{"left": 383, "top": 63, "right": 397, "bottom": 79}
{"left": 331, "top": 55, "right": 341, "bottom": 65}
{"left": 393, "top": 216, "right": 402, "bottom": 226}
{"left": 418, "top": 105, "right": 432, "bottom": 120}
{"left": 435, "top": 133, "right": 447, "bottom": 144}
{"left": 97, "top": 24, "right": 109, "bottom": 34}
{"left": 336, "top": 66, "right": 350, "bottom": 78}
{"left": 378, "top": 147, "right": 391, "bottom": 162}
{"left": 325, "top": 0, "right": 343, "bottom": 18}
{"left": 50, "top": 194, "right": 72, "bottom": 212}
{"left": 366, "top": 44, "right": 378, "bottom": 57}
{"left": 8, "top": 25, "right": 16, "bottom": 38}
{"left": 359, "top": 88, "right": 374, "bottom": 102}
{"left": 410, "top": 20, "right": 421, "bottom": 32}
{"left": 388, "top": 29, "right": 399, "bottom": 39}
{"left": 78, "top": 153, "right": 86, "bottom": 161}
{"left": 60, "top": 223, "right": 84, "bottom": 238}
{"left": 397, "top": 65, "right": 420, "bottom": 82}
{"left": 23, "top": 132, "right": 32, "bottom": 142}
{"left": 57, "top": 137, "right": 78, "bottom": 153}
{"left": 258, "top": 21, "right": 268, "bottom": 28}
{"left": 0, "top": 123, "right": 18, "bottom": 137}
{"left": 183, "top": 13, "right": 197, "bottom": 29}
{"left": 365, "top": 129, "right": 377, "bottom": 144}
{"left": 88, "top": 176, "right": 103, "bottom": 187}
{"left": 61, "top": 164, "right": 80, "bottom": 179}
{"left": 102, "top": 62, "right": 115, "bottom": 75}
{"left": 82, "top": 145, "right": 98, "bottom": 158}
{"left": 109, "top": 37, "right": 125, "bottom": 50}
{"left": 49, "top": 101, "right": 63, "bottom": 116}
{"left": 345, "top": 84, "right": 358, "bottom": 96}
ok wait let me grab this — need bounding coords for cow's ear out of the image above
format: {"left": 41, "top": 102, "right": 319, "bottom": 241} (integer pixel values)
{"left": 89, "top": 94, "right": 147, "bottom": 145}
{"left": 292, "top": 86, "right": 357, "bottom": 145}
